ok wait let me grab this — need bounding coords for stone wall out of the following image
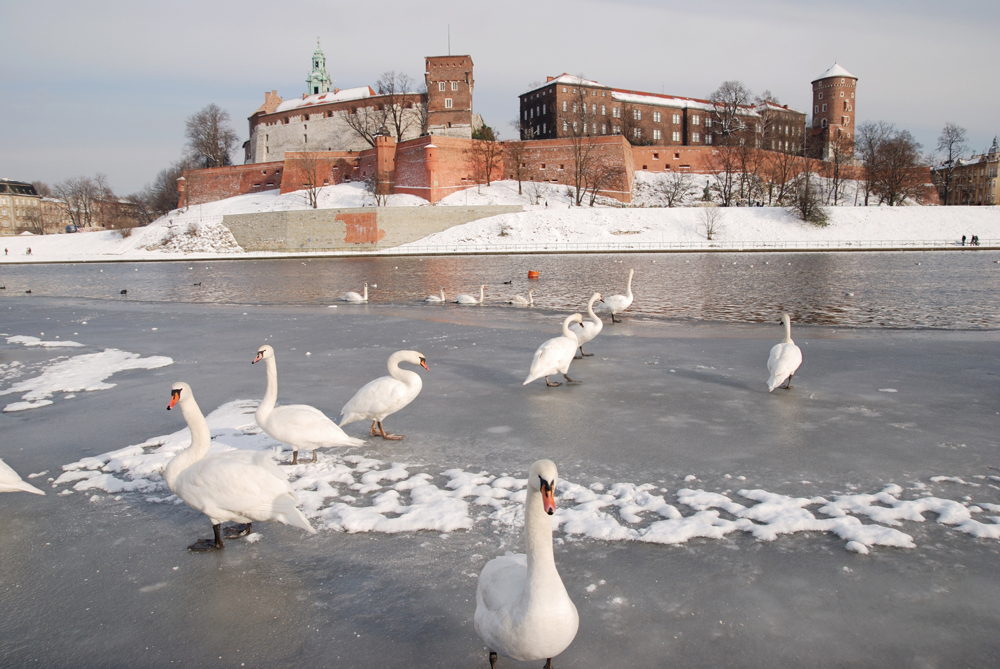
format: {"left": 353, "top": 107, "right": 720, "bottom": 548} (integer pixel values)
{"left": 223, "top": 205, "right": 523, "bottom": 252}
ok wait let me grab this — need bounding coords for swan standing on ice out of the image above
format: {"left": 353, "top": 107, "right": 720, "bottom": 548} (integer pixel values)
{"left": 509, "top": 289, "right": 534, "bottom": 306}
{"left": 455, "top": 285, "right": 486, "bottom": 304}
{"left": 568, "top": 292, "right": 603, "bottom": 358}
{"left": 344, "top": 283, "right": 368, "bottom": 302}
{"left": 340, "top": 350, "right": 428, "bottom": 440}
{"left": 524, "top": 314, "right": 584, "bottom": 387}
{"left": 767, "top": 313, "right": 803, "bottom": 391}
{"left": 252, "top": 345, "right": 363, "bottom": 464}
{"left": 597, "top": 268, "right": 634, "bottom": 323}
{"left": 0, "top": 459, "right": 44, "bottom": 495}
{"left": 424, "top": 288, "right": 446, "bottom": 303}
{"left": 165, "top": 382, "right": 317, "bottom": 551}
{"left": 475, "top": 459, "right": 578, "bottom": 669}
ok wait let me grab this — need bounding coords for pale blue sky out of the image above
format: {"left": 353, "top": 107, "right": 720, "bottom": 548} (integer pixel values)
{"left": 2, "top": 0, "right": 996, "bottom": 194}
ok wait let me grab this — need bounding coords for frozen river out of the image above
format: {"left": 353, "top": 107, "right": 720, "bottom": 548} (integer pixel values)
{"left": 2, "top": 249, "right": 1000, "bottom": 328}
{"left": 1, "top": 263, "right": 999, "bottom": 666}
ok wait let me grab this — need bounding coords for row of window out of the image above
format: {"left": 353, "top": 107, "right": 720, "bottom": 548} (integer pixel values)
{"left": 437, "top": 81, "right": 461, "bottom": 91}
{"left": 817, "top": 90, "right": 855, "bottom": 100}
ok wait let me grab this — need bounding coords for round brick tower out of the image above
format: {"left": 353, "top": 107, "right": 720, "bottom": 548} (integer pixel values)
{"left": 810, "top": 64, "right": 857, "bottom": 160}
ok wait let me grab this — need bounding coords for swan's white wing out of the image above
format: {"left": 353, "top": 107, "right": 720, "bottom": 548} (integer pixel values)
{"left": 524, "top": 336, "right": 577, "bottom": 384}
{"left": 599, "top": 295, "right": 632, "bottom": 313}
{"left": 0, "top": 458, "right": 45, "bottom": 495}
{"left": 265, "top": 404, "right": 363, "bottom": 447}
{"left": 767, "top": 342, "right": 803, "bottom": 391}
{"left": 340, "top": 376, "right": 414, "bottom": 423}
{"left": 569, "top": 320, "right": 602, "bottom": 346}
{"left": 477, "top": 552, "right": 527, "bottom": 614}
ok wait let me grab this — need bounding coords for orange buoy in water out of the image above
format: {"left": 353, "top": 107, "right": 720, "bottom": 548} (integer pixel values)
{"left": 528, "top": 271, "right": 540, "bottom": 279}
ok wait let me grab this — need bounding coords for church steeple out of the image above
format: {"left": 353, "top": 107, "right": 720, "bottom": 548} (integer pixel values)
{"left": 306, "top": 38, "right": 332, "bottom": 96}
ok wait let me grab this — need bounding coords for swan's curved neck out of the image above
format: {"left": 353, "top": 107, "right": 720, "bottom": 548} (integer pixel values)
{"left": 524, "top": 486, "right": 557, "bottom": 590}
{"left": 625, "top": 271, "right": 634, "bottom": 299}
{"left": 388, "top": 353, "right": 421, "bottom": 388}
{"left": 586, "top": 295, "right": 599, "bottom": 321}
{"left": 478, "top": 286, "right": 484, "bottom": 303}
{"left": 165, "top": 397, "right": 211, "bottom": 489}
{"left": 440, "top": 288, "right": 445, "bottom": 300}
{"left": 363, "top": 284, "right": 368, "bottom": 300}
{"left": 528, "top": 289, "right": 534, "bottom": 305}
{"left": 258, "top": 356, "right": 278, "bottom": 418}
{"left": 561, "top": 317, "right": 578, "bottom": 338}
{"left": 783, "top": 318, "right": 792, "bottom": 343}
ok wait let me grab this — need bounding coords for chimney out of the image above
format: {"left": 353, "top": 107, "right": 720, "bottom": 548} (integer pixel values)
{"left": 546, "top": 76, "right": 554, "bottom": 82}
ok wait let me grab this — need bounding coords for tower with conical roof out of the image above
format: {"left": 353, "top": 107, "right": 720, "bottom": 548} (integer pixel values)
{"left": 306, "top": 39, "right": 332, "bottom": 96}
{"left": 810, "top": 63, "right": 857, "bottom": 160}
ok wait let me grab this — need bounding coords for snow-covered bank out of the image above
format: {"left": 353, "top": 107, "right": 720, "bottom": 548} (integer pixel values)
{"left": 1, "top": 181, "right": 998, "bottom": 262}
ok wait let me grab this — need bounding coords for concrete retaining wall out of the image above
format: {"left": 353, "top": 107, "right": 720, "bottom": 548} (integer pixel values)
{"left": 223, "top": 205, "right": 523, "bottom": 252}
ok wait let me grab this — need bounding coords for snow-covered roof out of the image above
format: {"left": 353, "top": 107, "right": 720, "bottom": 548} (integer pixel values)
{"left": 521, "top": 74, "right": 609, "bottom": 96}
{"left": 612, "top": 90, "right": 717, "bottom": 113}
{"left": 757, "top": 100, "right": 806, "bottom": 116}
{"left": 274, "top": 86, "right": 375, "bottom": 113}
{"left": 813, "top": 63, "right": 856, "bottom": 82}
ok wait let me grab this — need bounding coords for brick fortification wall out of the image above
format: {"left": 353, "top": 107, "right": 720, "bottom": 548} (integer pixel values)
{"left": 179, "top": 163, "right": 284, "bottom": 207}
{"left": 223, "top": 205, "right": 523, "bottom": 252}
{"left": 504, "top": 136, "right": 635, "bottom": 202}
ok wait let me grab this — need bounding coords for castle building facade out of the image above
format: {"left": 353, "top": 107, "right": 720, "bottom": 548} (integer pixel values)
{"left": 933, "top": 138, "right": 999, "bottom": 206}
{"left": 809, "top": 63, "right": 857, "bottom": 159}
{"left": 245, "top": 47, "right": 477, "bottom": 164}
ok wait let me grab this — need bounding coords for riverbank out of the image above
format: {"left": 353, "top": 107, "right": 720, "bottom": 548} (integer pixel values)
{"left": 1, "top": 182, "right": 998, "bottom": 263}
{"left": 2, "top": 298, "right": 999, "bottom": 667}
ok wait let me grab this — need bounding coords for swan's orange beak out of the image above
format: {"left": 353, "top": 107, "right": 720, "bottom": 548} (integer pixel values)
{"left": 420, "top": 358, "right": 429, "bottom": 371}
{"left": 252, "top": 351, "right": 264, "bottom": 364}
{"left": 167, "top": 389, "right": 180, "bottom": 410}
{"left": 540, "top": 479, "right": 556, "bottom": 515}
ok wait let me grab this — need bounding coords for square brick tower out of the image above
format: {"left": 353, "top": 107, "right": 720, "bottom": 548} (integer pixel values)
{"left": 810, "top": 64, "right": 857, "bottom": 160}
{"left": 425, "top": 55, "right": 474, "bottom": 138}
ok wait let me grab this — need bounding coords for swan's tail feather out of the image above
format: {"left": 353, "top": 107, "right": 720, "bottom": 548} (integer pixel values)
{"left": 270, "top": 494, "right": 317, "bottom": 534}
{"left": 13, "top": 480, "right": 45, "bottom": 495}
{"left": 766, "top": 375, "right": 783, "bottom": 392}
{"left": 339, "top": 413, "right": 360, "bottom": 427}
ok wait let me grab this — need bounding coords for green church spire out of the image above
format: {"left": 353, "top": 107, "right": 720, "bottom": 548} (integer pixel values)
{"left": 306, "top": 38, "right": 332, "bottom": 96}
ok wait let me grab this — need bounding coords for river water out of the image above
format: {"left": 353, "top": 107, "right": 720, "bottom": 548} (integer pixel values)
{"left": 2, "top": 250, "right": 999, "bottom": 328}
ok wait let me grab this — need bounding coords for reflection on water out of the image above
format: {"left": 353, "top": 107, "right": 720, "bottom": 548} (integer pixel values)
{"left": 2, "top": 251, "right": 999, "bottom": 329}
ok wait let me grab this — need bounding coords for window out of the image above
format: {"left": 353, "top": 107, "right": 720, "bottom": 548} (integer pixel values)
{"left": 692, "top": 115, "right": 700, "bottom": 125}
{"left": 840, "top": 91, "right": 844, "bottom": 97}
{"left": 705, "top": 118, "right": 711, "bottom": 128}
{"left": 692, "top": 132, "right": 700, "bottom": 142}
{"left": 672, "top": 113, "right": 681, "bottom": 124}
{"left": 572, "top": 103, "right": 578, "bottom": 113}
{"left": 601, "top": 105, "right": 606, "bottom": 115}
{"left": 705, "top": 134, "right": 712, "bottom": 145}
{"left": 653, "top": 153, "right": 659, "bottom": 159}
{"left": 451, "top": 81, "right": 458, "bottom": 91}
{"left": 843, "top": 116, "right": 849, "bottom": 125}
{"left": 653, "top": 111, "right": 661, "bottom": 123}
{"left": 445, "top": 98, "right": 453, "bottom": 108}
{"left": 672, "top": 131, "right": 681, "bottom": 142}
{"left": 562, "top": 101, "right": 567, "bottom": 112}
{"left": 562, "top": 87, "right": 567, "bottom": 92}
{"left": 814, "top": 105, "right": 819, "bottom": 114}
{"left": 530, "top": 108, "right": 534, "bottom": 119}
{"left": 563, "top": 121, "right": 568, "bottom": 131}
{"left": 633, "top": 109, "right": 641, "bottom": 120}
{"left": 523, "top": 110, "right": 528, "bottom": 120}
{"left": 601, "top": 124, "right": 606, "bottom": 134}
{"left": 542, "top": 104, "right": 546, "bottom": 114}
{"left": 543, "top": 123, "right": 546, "bottom": 133}
{"left": 613, "top": 107, "right": 621, "bottom": 118}
{"left": 821, "top": 118, "right": 828, "bottom": 128}
{"left": 653, "top": 129, "right": 661, "bottom": 140}
{"left": 822, "top": 104, "right": 827, "bottom": 112}
{"left": 633, "top": 128, "right": 641, "bottom": 139}
{"left": 818, "top": 92, "right": 823, "bottom": 99}
{"left": 439, "top": 82, "right": 445, "bottom": 91}
{"left": 613, "top": 125, "right": 620, "bottom": 135}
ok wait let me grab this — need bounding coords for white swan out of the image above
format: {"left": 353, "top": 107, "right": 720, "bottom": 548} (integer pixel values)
{"left": 424, "top": 288, "right": 446, "bottom": 303}
{"left": 340, "top": 350, "right": 428, "bottom": 440}
{"left": 253, "top": 345, "right": 363, "bottom": 464}
{"left": 455, "top": 285, "right": 486, "bottom": 305}
{"left": 597, "top": 268, "right": 634, "bottom": 323}
{"left": 475, "top": 459, "right": 578, "bottom": 669}
{"left": 767, "top": 313, "right": 803, "bottom": 392}
{"left": 509, "top": 289, "right": 534, "bottom": 306}
{"left": 344, "top": 283, "right": 368, "bottom": 302}
{"left": 568, "top": 292, "right": 603, "bottom": 358}
{"left": 523, "top": 314, "right": 584, "bottom": 387}
{"left": 165, "top": 382, "right": 317, "bottom": 551}
{"left": 0, "top": 458, "right": 44, "bottom": 495}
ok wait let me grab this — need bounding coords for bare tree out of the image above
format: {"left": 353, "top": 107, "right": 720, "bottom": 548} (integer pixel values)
{"left": 617, "top": 100, "right": 643, "bottom": 145}
{"left": 296, "top": 152, "right": 327, "bottom": 208}
{"left": 525, "top": 180, "right": 547, "bottom": 205}
{"left": 761, "top": 148, "right": 798, "bottom": 206}
{"left": 341, "top": 104, "right": 386, "bottom": 148}
{"left": 185, "top": 104, "right": 239, "bottom": 168}
{"left": 363, "top": 169, "right": 394, "bottom": 206}
{"left": 708, "top": 145, "right": 741, "bottom": 207}
{"left": 19, "top": 202, "right": 45, "bottom": 235}
{"left": 465, "top": 127, "right": 504, "bottom": 192}
{"left": 584, "top": 156, "right": 626, "bottom": 206}
{"left": 855, "top": 120, "right": 893, "bottom": 206}
{"left": 31, "top": 181, "right": 52, "bottom": 197}
{"left": 54, "top": 174, "right": 114, "bottom": 228}
{"left": 873, "top": 130, "right": 925, "bottom": 206}
{"left": 789, "top": 162, "right": 829, "bottom": 225}
{"left": 709, "top": 81, "right": 753, "bottom": 143}
{"left": 559, "top": 86, "right": 601, "bottom": 206}
{"left": 653, "top": 172, "right": 696, "bottom": 207}
{"left": 824, "top": 133, "right": 854, "bottom": 206}
{"left": 503, "top": 123, "right": 528, "bottom": 195}
{"left": 700, "top": 207, "right": 723, "bottom": 240}
{"left": 376, "top": 71, "right": 422, "bottom": 141}
{"left": 933, "top": 122, "right": 968, "bottom": 205}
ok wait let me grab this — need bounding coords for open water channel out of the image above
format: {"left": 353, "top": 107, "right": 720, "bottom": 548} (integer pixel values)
{"left": 2, "top": 250, "right": 1000, "bottom": 329}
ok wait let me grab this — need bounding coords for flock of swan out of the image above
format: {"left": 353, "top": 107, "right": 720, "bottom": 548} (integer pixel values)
{"left": 0, "top": 266, "right": 804, "bottom": 668}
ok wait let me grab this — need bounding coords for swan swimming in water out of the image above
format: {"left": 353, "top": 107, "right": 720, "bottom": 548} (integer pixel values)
{"left": 343, "top": 283, "right": 368, "bottom": 302}
{"left": 165, "top": 381, "right": 317, "bottom": 551}
{"left": 523, "top": 314, "right": 584, "bottom": 387}
{"left": 0, "top": 459, "right": 44, "bottom": 495}
{"left": 340, "top": 350, "right": 428, "bottom": 440}
{"left": 424, "top": 288, "right": 446, "bottom": 303}
{"left": 509, "top": 289, "right": 534, "bottom": 306}
{"left": 568, "top": 292, "right": 603, "bottom": 358}
{"left": 475, "top": 459, "right": 578, "bottom": 669}
{"left": 253, "top": 345, "right": 363, "bottom": 464}
{"left": 597, "top": 268, "right": 634, "bottom": 323}
{"left": 455, "top": 285, "right": 486, "bottom": 305}
{"left": 767, "top": 313, "right": 803, "bottom": 391}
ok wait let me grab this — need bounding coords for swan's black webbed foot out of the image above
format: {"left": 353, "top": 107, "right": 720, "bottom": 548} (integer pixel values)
{"left": 564, "top": 374, "right": 580, "bottom": 384}
{"left": 189, "top": 524, "right": 224, "bottom": 551}
{"left": 545, "top": 377, "right": 562, "bottom": 387}
{"left": 611, "top": 314, "right": 620, "bottom": 323}
{"left": 224, "top": 522, "right": 252, "bottom": 539}
{"left": 489, "top": 651, "right": 498, "bottom": 668}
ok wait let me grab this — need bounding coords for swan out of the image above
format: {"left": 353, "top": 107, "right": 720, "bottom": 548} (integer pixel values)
{"left": 568, "top": 293, "right": 603, "bottom": 358}
{"left": 509, "top": 289, "right": 534, "bottom": 306}
{"left": 253, "top": 345, "right": 364, "bottom": 464}
{"left": 455, "top": 285, "right": 486, "bottom": 305}
{"left": 475, "top": 459, "right": 578, "bottom": 669}
{"left": 767, "top": 313, "right": 803, "bottom": 392}
{"left": 424, "top": 288, "right": 446, "bottom": 303}
{"left": 0, "top": 458, "right": 44, "bottom": 495}
{"left": 340, "top": 350, "right": 428, "bottom": 440}
{"left": 344, "top": 283, "right": 368, "bottom": 302}
{"left": 597, "top": 268, "right": 634, "bottom": 323}
{"left": 165, "top": 381, "right": 317, "bottom": 551}
{"left": 523, "top": 314, "right": 584, "bottom": 387}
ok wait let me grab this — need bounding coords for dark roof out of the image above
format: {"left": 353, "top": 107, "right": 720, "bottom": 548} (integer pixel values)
{"left": 0, "top": 179, "right": 39, "bottom": 196}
